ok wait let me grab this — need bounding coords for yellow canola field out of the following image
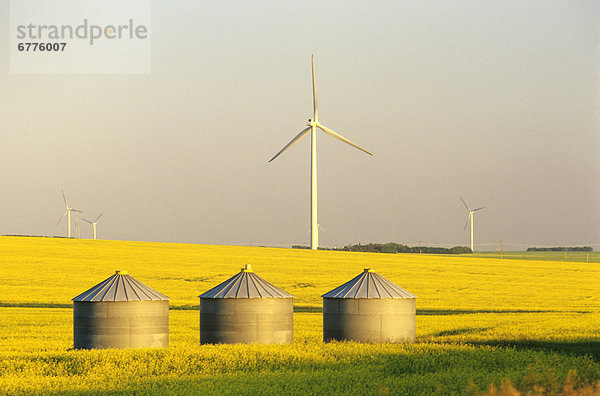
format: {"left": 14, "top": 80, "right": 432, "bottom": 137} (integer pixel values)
{"left": 1, "top": 308, "right": 599, "bottom": 394}
{"left": 0, "top": 236, "right": 599, "bottom": 394}
{"left": 0, "top": 236, "right": 598, "bottom": 311}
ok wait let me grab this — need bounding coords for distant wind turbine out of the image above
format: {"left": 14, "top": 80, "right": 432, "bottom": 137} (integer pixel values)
{"left": 82, "top": 213, "right": 103, "bottom": 240}
{"left": 305, "top": 224, "right": 326, "bottom": 236}
{"left": 269, "top": 55, "right": 373, "bottom": 250}
{"left": 461, "top": 197, "right": 485, "bottom": 252}
{"left": 57, "top": 190, "right": 82, "bottom": 238}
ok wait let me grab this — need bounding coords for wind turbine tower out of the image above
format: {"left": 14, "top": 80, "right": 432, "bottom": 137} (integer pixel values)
{"left": 57, "top": 190, "right": 82, "bottom": 238}
{"left": 83, "top": 213, "right": 103, "bottom": 240}
{"left": 75, "top": 192, "right": 80, "bottom": 238}
{"left": 269, "top": 56, "right": 373, "bottom": 250}
{"left": 461, "top": 197, "right": 485, "bottom": 252}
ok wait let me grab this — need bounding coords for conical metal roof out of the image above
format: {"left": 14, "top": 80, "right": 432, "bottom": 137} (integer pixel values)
{"left": 72, "top": 271, "right": 169, "bottom": 302}
{"left": 199, "top": 265, "right": 293, "bottom": 299}
{"left": 322, "top": 269, "right": 417, "bottom": 299}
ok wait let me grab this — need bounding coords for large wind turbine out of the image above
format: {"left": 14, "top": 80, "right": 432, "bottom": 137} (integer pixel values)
{"left": 461, "top": 197, "right": 485, "bottom": 252}
{"left": 82, "top": 213, "right": 103, "bottom": 240}
{"left": 269, "top": 55, "right": 372, "bottom": 250}
{"left": 57, "top": 190, "right": 82, "bottom": 238}
{"left": 75, "top": 192, "right": 80, "bottom": 238}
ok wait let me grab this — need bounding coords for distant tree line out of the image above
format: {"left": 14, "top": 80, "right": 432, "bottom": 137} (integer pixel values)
{"left": 292, "top": 243, "right": 472, "bottom": 254}
{"left": 527, "top": 246, "right": 593, "bottom": 252}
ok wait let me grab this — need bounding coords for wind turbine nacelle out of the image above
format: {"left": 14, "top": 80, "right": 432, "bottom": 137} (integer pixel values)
{"left": 307, "top": 120, "right": 317, "bottom": 127}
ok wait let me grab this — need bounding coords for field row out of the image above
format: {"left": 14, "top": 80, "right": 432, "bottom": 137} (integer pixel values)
{"left": 3, "top": 308, "right": 600, "bottom": 352}
{"left": 471, "top": 251, "right": 600, "bottom": 263}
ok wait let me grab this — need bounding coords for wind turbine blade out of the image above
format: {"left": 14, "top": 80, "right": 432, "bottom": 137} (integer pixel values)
{"left": 61, "top": 190, "right": 68, "bottom": 208}
{"left": 82, "top": 218, "right": 93, "bottom": 224}
{"left": 473, "top": 206, "right": 485, "bottom": 212}
{"left": 317, "top": 124, "right": 373, "bottom": 156}
{"left": 463, "top": 213, "right": 470, "bottom": 231}
{"left": 312, "top": 55, "right": 318, "bottom": 121}
{"left": 460, "top": 197, "right": 470, "bottom": 211}
{"left": 57, "top": 210, "right": 67, "bottom": 225}
{"left": 72, "top": 209, "right": 83, "bottom": 213}
{"left": 268, "top": 126, "right": 311, "bottom": 162}
{"left": 95, "top": 213, "right": 104, "bottom": 222}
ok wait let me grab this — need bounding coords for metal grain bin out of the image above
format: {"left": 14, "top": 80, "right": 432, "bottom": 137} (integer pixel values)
{"left": 72, "top": 270, "right": 169, "bottom": 349}
{"left": 199, "top": 265, "right": 293, "bottom": 344}
{"left": 322, "top": 268, "right": 416, "bottom": 343}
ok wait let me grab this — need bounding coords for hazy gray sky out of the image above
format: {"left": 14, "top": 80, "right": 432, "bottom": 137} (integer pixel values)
{"left": 1, "top": 1, "right": 598, "bottom": 250}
